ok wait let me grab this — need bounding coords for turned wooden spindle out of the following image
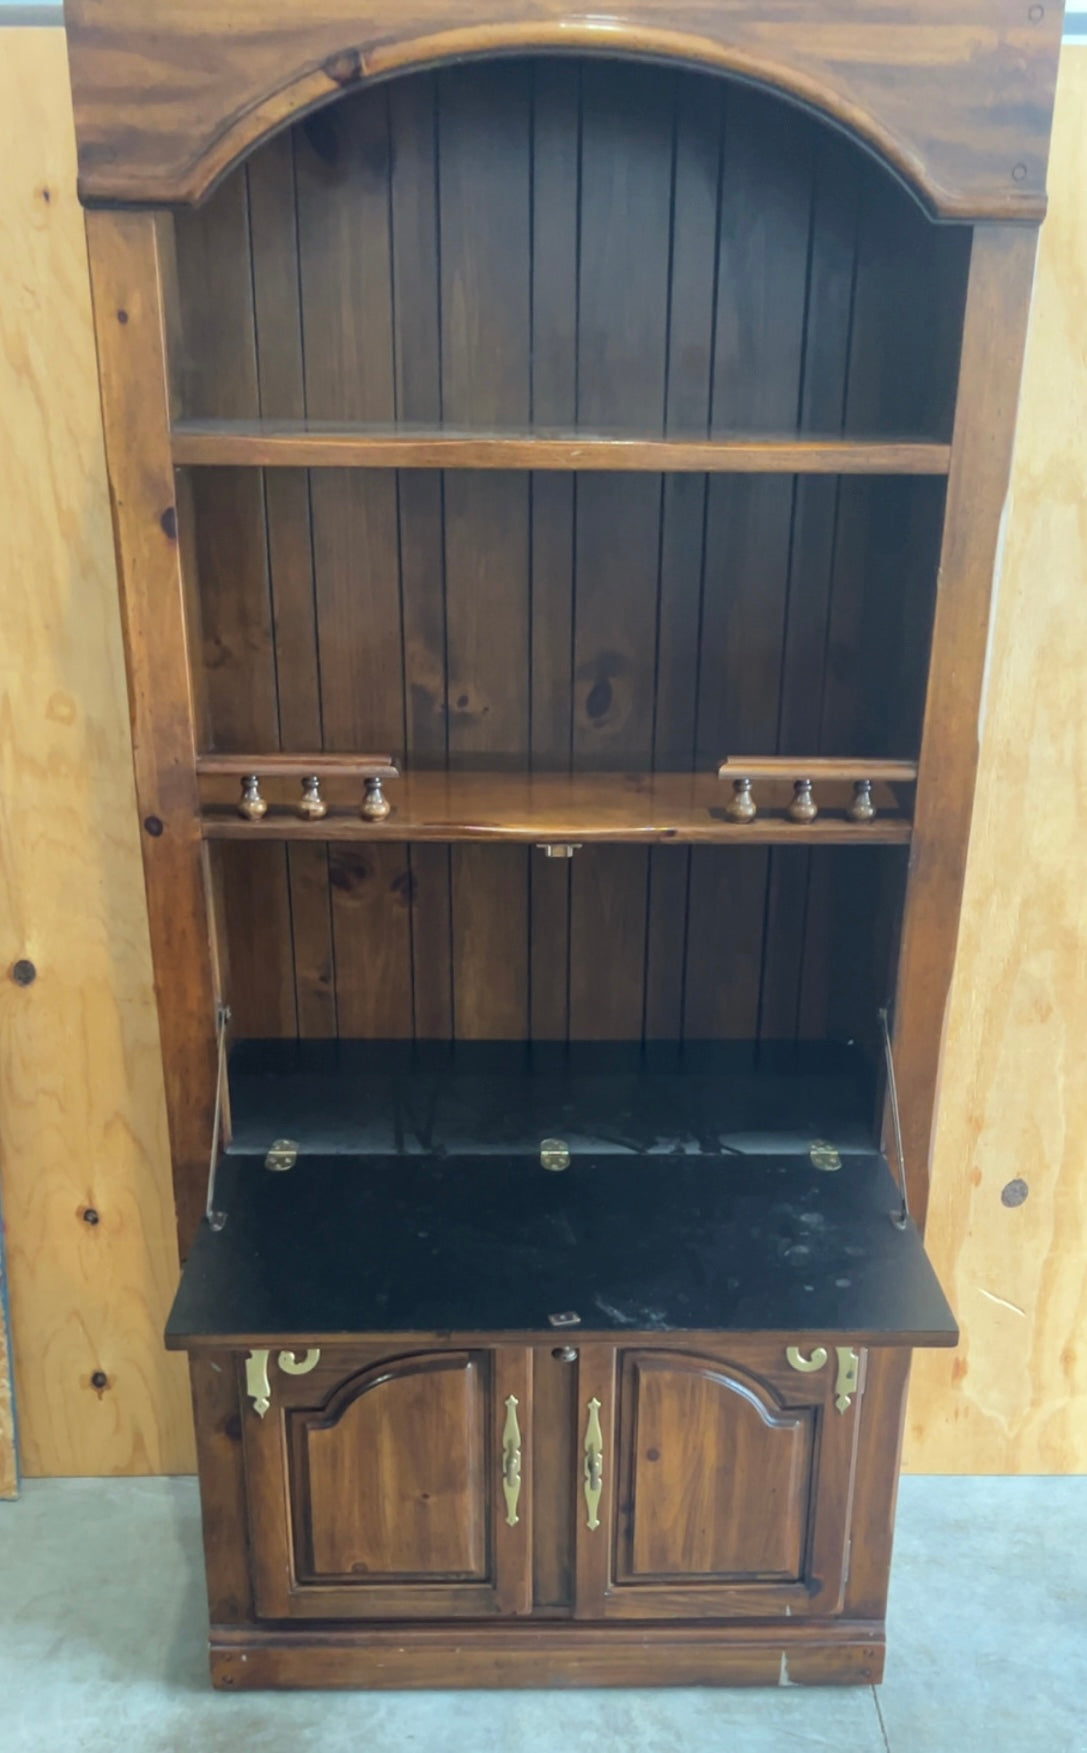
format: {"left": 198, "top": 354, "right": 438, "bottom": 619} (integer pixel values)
{"left": 847, "top": 779, "right": 876, "bottom": 823}
{"left": 298, "top": 775, "right": 327, "bottom": 821}
{"left": 361, "top": 775, "right": 392, "bottom": 821}
{"left": 788, "top": 778, "right": 818, "bottom": 824}
{"left": 725, "top": 777, "right": 757, "bottom": 823}
{"left": 237, "top": 774, "right": 267, "bottom": 821}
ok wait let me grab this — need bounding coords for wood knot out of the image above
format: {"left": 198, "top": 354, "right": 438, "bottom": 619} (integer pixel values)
{"left": 324, "top": 47, "right": 364, "bottom": 87}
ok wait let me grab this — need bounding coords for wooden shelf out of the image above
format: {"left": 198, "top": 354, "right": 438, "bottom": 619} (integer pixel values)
{"left": 199, "top": 770, "right": 913, "bottom": 845}
{"left": 171, "top": 420, "right": 952, "bottom": 476}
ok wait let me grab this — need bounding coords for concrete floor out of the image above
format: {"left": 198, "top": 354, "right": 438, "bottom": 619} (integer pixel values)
{"left": 0, "top": 1477, "right": 1083, "bottom": 1752}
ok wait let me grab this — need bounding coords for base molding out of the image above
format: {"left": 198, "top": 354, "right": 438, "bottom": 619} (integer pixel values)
{"left": 210, "top": 1619, "right": 886, "bottom": 1690}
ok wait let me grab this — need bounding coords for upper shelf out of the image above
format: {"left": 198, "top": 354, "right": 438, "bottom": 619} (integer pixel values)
{"left": 170, "top": 421, "right": 952, "bottom": 476}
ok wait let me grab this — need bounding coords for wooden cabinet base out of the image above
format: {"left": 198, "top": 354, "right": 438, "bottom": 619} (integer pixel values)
{"left": 209, "top": 1622, "right": 885, "bottom": 1691}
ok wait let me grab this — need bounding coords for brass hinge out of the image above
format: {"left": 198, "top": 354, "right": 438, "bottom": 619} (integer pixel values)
{"left": 809, "top": 1140, "right": 841, "bottom": 1171}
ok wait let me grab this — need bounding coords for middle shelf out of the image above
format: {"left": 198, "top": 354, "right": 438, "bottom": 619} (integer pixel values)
{"left": 198, "top": 766, "right": 916, "bottom": 846}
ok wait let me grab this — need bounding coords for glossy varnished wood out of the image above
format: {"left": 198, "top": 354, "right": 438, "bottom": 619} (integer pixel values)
{"left": 199, "top": 770, "right": 913, "bottom": 845}
{"left": 891, "top": 228, "right": 1040, "bottom": 1229}
{"left": 83, "top": 211, "right": 219, "bottom": 1253}
{"left": 64, "top": 0, "right": 1062, "bottom": 220}
{"left": 209, "top": 1621, "right": 885, "bottom": 1689}
{"left": 171, "top": 422, "right": 952, "bottom": 474}
{"left": 244, "top": 1345, "right": 533, "bottom": 1620}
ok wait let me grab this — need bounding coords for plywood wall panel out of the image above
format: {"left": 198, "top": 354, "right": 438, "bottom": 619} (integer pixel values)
{"left": 904, "top": 49, "right": 1087, "bottom": 1474}
{"left": 0, "top": 29, "right": 195, "bottom": 1476}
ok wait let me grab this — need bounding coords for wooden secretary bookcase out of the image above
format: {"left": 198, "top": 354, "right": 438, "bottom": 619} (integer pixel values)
{"left": 65, "top": 0, "right": 1062, "bottom": 1690}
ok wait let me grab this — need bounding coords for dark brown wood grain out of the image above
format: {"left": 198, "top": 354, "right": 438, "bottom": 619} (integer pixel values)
{"left": 65, "top": 0, "right": 1062, "bottom": 223}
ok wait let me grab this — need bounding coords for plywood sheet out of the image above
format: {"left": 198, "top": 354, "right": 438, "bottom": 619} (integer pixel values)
{"left": 905, "top": 48, "right": 1087, "bottom": 1473}
{"left": 0, "top": 1194, "right": 16, "bottom": 1497}
{"left": 0, "top": 29, "right": 195, "bottom": 1476}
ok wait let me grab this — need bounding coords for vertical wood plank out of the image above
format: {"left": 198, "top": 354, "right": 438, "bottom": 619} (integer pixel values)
{"left": 645, "top": 74, "right": 722, "bottom": 1038}
{"left": 687, "top": 91, "right": 814, "bottom": 1040}
{"left": 248, "top": 127, "right": 337, "bottom": 1037}
{"left": 528, "top": 60, "right": 580, "bottom": 1039}
{"left": 389, "top": 72, "right": 453, "bottom": 1038}
{"left": 84, "top": 209, "right": 218, "bottom": 1254}
{"left": 296, "top": 89, "right": 411, "bottom": 1035}
{"left": 439, "top": 62, "right": 532, "bottom": 1038}
{"left": 760, "top": 135, "right": 860, "bottom": 1042}
{"left": 569, "top": 62, "right": 673, "bottom": 1038}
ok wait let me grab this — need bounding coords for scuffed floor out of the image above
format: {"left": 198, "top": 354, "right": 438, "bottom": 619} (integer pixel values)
{"left": 0, "top": 1476, "right": 1083, "bottom": 1752}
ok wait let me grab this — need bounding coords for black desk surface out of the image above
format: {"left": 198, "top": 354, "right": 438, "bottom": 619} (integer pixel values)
{"left": 167, "top": 1150, "right": 956, "bottom": 1349}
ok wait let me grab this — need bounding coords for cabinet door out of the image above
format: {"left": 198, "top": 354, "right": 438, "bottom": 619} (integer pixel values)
{"left": 242, "top": 1345, "right": 531, "bottom": 1620}
{"left": 574, "top": 1341, "right": 862, "bottom": 1619}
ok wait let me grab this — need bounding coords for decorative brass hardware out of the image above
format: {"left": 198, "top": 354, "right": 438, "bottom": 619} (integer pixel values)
{"left": 278, "top": 1348, "right": 321, "bottom": 1377}
{"left": 264, "top": 1139, "right": 298, "bottom": 1172}
{"left": 539, "top": 1138, "right": 570, "bottom": 1171}
{"left": 246, "top": 1350, "right": 271, "bottom": 1417}
{"left": 537, "top": 843, "right": 581, "bottom": 858}
{"left": 238, "top": 774, "right": 267, "bottom": 820}
{"left": 784, "top": 1344, "right": 860, "bottom": 1413}
{"left": 548, "top": 1311, "right": 581, "bottom": 1328}
{"left": 809, "top": 1140, "right": 841, "bottom": 1172}
{"left": 788, "top": 777, "right": 818, "bottom": 823}
{"left": 834, "top": 1348, "right": 860, "bottom": 1414}
{"left": 501, "top": 1394, "right": 523, "bottom": 1527}
{"left": 583, "top": 1397, "right": 604, "bottom": 1531}
{"left": 245, "top": 1348, "right": 320, "bottom": 1416}
{"left": 848, "top": 779, "right": 876, "bottom": 823}
{"left": 725, "top": 776, "right": 756, "bottom": 822}
{"left": 361, "top": 775, "right": 391, "bottom": 820}
{"left": 552, "top": 1346, "right": 578, "bottom": 1363}
{"left": 785, "top": 1345, "right": 829, "bottom": 1375}
{"left": 298, "top": 775, "right": 327, "bottom": 820}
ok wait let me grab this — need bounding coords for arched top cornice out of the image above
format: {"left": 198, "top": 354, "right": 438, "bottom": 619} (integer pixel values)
{"left": 65, "top": 1, "right": 1061, "bottom": 222}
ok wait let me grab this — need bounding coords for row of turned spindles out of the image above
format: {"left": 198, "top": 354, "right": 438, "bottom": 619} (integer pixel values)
{"left": 725, "top": 777, "right": 877, "bottom": 824}
{"left": 237, "top": 773, "right": 391, "bottom": 822}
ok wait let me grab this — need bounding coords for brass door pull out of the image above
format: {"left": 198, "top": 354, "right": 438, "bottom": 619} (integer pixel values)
{"left": 583, "top": 1396, "right": 604, "bottom": 1531}
{"left": 501, "top": 1394, "right": 523, "bottom": 1527}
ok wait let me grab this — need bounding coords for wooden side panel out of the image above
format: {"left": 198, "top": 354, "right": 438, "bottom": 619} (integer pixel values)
{"left": 0, "top": 30, "right": 195, "bottom": 1474}
{"left": 907, "top": 50, "right": 1087, "bottom": 1474}
{"left": 892, "top": 227, "right": 1039, "bottom": 1229}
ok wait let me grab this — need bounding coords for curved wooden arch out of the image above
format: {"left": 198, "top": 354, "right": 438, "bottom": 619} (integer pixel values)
{"left": 66, "top": 0, "right": 1060, "bottom": 220}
